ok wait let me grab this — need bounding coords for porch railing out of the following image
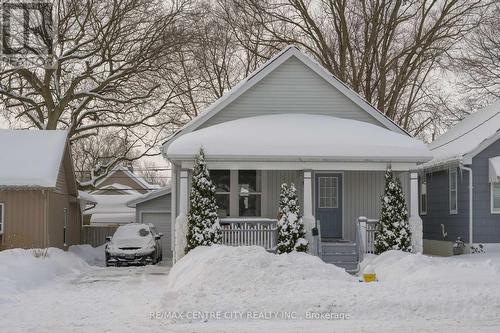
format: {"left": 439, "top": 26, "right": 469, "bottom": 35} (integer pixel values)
{"left": 220, "top": 218, "right": 278, "bottom": 250}
{"left": 357, "top": 216, "right": 379, "bottom": 256}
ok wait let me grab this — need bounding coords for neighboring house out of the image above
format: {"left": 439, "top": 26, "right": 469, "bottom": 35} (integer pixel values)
{"left": 82, "top": 166, "right": 159, "bottom": 225}
{"left": 162, "top": 45, "right": 432, "bottom": 270}
{"left": 418, "top": 100, "right": 500, "bottom": 256}
{"left": 127, "top": 187, "right": 172, "bottom": 259}
{"left": 93, "top": 166, "right": 158, "bottom": 194}
{"left": 0, "top": 130, "right": 86, "bottom": 250}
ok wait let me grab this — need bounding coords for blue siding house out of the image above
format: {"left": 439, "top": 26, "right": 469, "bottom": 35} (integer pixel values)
{"left": 419, "top": 101, "right": 500, "bottom": 255}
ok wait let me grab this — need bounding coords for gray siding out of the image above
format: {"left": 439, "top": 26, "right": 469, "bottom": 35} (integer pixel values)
{"left": 136, "top": 193, "right": 171, "bottom": 222}
{"left": 342, "top": 171, "right": 409, "bottom": 241}
{"left": 199, "top": 56, "right": 385, "bottom": 129}
{"left": 472, "top": 138, "right": 500, "bottom": 242}
{"left": 262, "top": 170, "right": 303, "bottom": 219}
{"left": 421, "top": 168, "right": 470, "bottom": 242}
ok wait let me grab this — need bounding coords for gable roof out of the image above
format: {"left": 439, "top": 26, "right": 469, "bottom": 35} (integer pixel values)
{"left": 422, "top": 100, "right": 500, "bottom": 168}
{"left": 94, "top": 166, "right": 159, "bottom": 191}
{"left": 163, "top": 45, "right": 408, "bottom": 153}
{"left": 0, "top": 130, "right": 68, "bottom": 188}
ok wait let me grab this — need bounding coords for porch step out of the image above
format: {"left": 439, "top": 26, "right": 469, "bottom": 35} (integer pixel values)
{"left": 321, "top": 253, "right": 358, "bottom": 262}
{"left": 320, "top": 241, "right": 359, "bottom": 273}
{"left": 321, "top": 242, "right": 357, "bottom": 254}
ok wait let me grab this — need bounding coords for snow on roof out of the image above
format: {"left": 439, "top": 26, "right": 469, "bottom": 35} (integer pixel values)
{"left": 166, "top": 114, "right": 431, "bottom": 162}
{"left": 127, "top": 187, "right": 171, "bottom": 208}
{"left": 78, "top": 191, "right": 97, "bottom": 205}
{"left": 86, "top": 194, "right": 141, "bottom": 225}
{"left": 0, "top": 130, "right": 67, "bottom": 188}
{"left": 422, "top": 100, "right": 500, "bottom": 168}
{"left": 91, "top": 183, "right": 141, "bottom": 195}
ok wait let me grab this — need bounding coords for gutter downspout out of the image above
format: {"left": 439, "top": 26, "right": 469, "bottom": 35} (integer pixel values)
{"left": 459, "top": 163, "right": 473, "bottom": 248}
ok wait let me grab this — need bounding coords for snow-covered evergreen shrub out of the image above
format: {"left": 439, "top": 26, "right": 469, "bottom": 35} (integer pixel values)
{"left": 185, "top": 149, "right": 222, "bottom": 253}
{"left": 277, "top": 183, "right": 308, "bottom": 253}
{"left": 374, "top": 168, "right": 412, "bottom": 254}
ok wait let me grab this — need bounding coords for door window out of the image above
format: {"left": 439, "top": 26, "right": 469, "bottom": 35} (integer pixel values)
{"left": 318, "top": 176, "right": 338, "bottom": 208}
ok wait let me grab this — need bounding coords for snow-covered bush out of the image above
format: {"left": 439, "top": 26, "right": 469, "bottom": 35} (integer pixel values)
{"left": 185, "top": 149, "right": 222, "bottom": 253}
{"left": 277, "top": 183, "right": 308, "bottom": 253}
{"left": 374, "top": 168, "right": 412, "bottom": 254}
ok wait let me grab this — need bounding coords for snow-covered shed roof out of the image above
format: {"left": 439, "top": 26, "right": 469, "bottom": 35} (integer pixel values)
{"left": 166, "top": 114, "right": 431, "bottom": 162}
{"left": 421, "top": 100, "right": 500, "bottom": 169}
{"left": 85, "top": 194, "right": 141, "bottom": 225}
{"left": 0, "top": 130, "right": 68, "bottom": 188}
{"left": 162, "top": 45, "right": 408, "bottom": 156}
{"left": 127, "top": 187, "right": 171, "bottom": 208}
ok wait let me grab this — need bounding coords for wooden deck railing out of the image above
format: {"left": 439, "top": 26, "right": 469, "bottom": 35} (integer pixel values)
{"left": 220, "top": 219, "right": 278, "bottom": 250}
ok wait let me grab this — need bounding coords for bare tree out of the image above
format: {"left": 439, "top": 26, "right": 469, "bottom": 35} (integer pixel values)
{"left": 0, "top": 0, "right": 190, "bottom": 185}
{"left": 455, "top": 3, "right": 500, "bottom": 104}
{"left": 221, "top": 0, "right": 488, "bottom": 135}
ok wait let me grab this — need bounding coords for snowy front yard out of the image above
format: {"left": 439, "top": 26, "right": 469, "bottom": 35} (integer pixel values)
{"left": 1, "top": 245, "right": 500, "bottom": 333}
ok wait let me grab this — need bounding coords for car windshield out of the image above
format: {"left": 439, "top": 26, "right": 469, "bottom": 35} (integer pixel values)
{"left": 113, "top": 225, "right": 152, "bottom": 240}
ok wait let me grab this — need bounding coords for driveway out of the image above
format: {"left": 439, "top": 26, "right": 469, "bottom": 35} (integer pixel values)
{"left": 0, "top": 263, "right": 172, "bottom": 333}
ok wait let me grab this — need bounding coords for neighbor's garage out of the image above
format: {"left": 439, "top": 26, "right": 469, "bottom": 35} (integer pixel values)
{"left": 127, "top": 188, "right": 172, "bottom": 260}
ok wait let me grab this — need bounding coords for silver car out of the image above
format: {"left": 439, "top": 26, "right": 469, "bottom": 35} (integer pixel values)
{"left": 105, "top": 223, "right": 163, "bottom": 266}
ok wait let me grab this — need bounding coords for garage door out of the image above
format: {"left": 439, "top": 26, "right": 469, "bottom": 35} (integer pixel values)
{"left": 141, "top": 212, "right": 172, "bottom": 260}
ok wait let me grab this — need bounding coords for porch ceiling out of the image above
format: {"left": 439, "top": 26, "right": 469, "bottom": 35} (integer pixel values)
{"left": 167, "top": 114, "right": 432, "bottom": 163}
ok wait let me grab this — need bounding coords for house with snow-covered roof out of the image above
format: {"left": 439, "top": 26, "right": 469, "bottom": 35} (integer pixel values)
{"left": 0, "top": 130, "right": 89, "bottom": 250}
{"left": 418, "top": 100, "right": 500, "bottom": 255}
{"left": 162, "top": 45, "right": 432, "bottom": 271}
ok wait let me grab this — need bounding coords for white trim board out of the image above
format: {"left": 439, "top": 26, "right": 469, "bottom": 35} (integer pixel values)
{"left": 180, "top": 161, "right": 418, "bottom": 171}
{"left": 162, "top": 45, "right": 408, "bottom": 153}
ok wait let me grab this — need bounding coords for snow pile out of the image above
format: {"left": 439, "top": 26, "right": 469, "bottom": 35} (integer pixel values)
{"left": 162, "top": 246, "right": 500, "bottom": 323}
{"left": 68, "top": 244, "right": 106, "bottom": 267}
{"left": 162, "top": 245, "right": 354, "bottom": 320}
{"left": 364, "top": 250, "right": 500, "bottom": 284}
{"left": 0, "top": 248, "right": 88, "bottom": 301}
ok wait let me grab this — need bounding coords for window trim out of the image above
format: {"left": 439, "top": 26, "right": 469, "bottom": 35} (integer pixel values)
{"left": 0, "top": 202, "right": 4, "bottom": 234}
{"left": 420, "top": 174, "right": 427, "bottom": 215}
{"left": 490, "top": 182, "right": 500, "bottom": 214}
{"left": 449, "top": 168, "right": 458, "bottom": 215}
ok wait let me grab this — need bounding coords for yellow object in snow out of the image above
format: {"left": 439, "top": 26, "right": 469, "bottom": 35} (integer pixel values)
{"left": 363, "top": 273, "right": 377, "bottom": 282}
{"left": 363, "top": 265, "right": 377, "bottom": 282}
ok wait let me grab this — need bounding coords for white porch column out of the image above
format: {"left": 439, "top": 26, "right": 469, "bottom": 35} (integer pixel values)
{"left": 409, "top": 172, "right": 423, "bottom": 254}
{"left": 175, "top": 169, "right": 189, "bottom": 261}
{"left": 303, "top": 170, "right": 316, "bottom": 254}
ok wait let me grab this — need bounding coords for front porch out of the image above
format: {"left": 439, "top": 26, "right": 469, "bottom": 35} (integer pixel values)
{"left": 174, "top": 165, "right": 422, "bottom": 272}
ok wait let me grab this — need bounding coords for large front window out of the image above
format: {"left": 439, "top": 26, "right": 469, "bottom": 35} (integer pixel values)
{"left": 238, "top": 170, "right": 261, "bottom": 216}
{"left": 210, "top": 170, "right": 262, "bottom": 217}
{"left": 211, "top": 170, "right": 231, "bottom": 217}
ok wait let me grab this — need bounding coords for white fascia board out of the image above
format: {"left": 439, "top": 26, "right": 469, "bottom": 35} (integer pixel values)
{"left": 180, "top": 160, "right": 417, "bottom": 171}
